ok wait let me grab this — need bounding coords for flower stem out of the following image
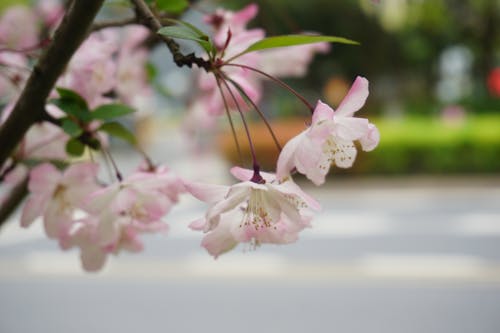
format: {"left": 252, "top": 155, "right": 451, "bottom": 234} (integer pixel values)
{"left": 223, "top": 63, "right": 315, "bottom": 113}
{"left": 217, "top": 72, "right": 260, "bottom": 174}
{"left": 220, "top": 72, "right": 282, "bottom": 152}
{"left": 102, "top": 148, "right": 123, "bottom": 182}
{"left": 214, "top": 75, "right": 243, "bottom": 164}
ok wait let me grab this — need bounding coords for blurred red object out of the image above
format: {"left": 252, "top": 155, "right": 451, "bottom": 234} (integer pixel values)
{"left": 487, "top": 68, "right": 500, "bottom": 97}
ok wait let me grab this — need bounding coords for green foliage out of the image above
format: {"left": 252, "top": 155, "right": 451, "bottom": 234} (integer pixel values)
{"left": 158, "top": 22, "right": 214, "bottom": 54}
{"left": 352, "top": 115, "right": 500, "bottom": 174}
{"left": 98, "top": 122, "right": 137, "bottom": 145}
{"left": 0, "top": 0, "right": 28, "bottom": 13}
{"left": 91, "top": 104, "right": 135, "bottom": 120}
{"left": 65, "top": 138, "right": 85, "bottom": 157}
{"left": 60, "top": 118, "right": 83, "bottom": 138}
{"left": 50, "top": 88, "right": 138, "bottom": 150}
{"left": 238, "top": 34, "right": 357, "bottom": 57}
{"left": 155, "top": 0, "right": 189, "bottom": 13}
{"left": 53, "top": 88, "right": 92, "bottom": 122}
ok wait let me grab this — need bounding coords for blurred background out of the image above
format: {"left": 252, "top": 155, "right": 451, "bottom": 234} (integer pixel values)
{"left": 1, "top": 0, "right": 500, "bottom": 332}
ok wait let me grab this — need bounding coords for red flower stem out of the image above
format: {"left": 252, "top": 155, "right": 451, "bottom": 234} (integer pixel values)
{"left": 220, "top": 72, "right": 282, "bottom": 152}
{"left": 217, "top": 72, "right": 260, "bottom": 172}
{"left": 102, "top": 147, "right": 123, "bottom": 182}
{"left": 223, "top": 63, "right": 315, "bottom": 113}
{"left": 215, "top": 75, "right": 243, "bottom": 164}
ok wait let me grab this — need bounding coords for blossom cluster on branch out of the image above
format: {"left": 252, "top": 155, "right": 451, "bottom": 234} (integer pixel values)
{"left": 0, "top": 0, "right": 379, "bottom": 271}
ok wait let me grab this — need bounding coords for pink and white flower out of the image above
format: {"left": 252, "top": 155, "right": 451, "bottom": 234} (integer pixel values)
{"left": 36, "top": 0, "right": 64, "bottom": 28}
{"left": 74, "top": 167, "right": 183, "bottom": 268}
{"left": 21, "top": 162, "right": 100, "bottom": 242}
{"left": 259, "top": 41, "right": 330, "bottom": 78}
{"left": 0, "top": 5, "right": 38, "bottom": 50}
{"left": 186, "top": 167, "right": 320, "bottom": 258}
{"left": 191, "top": 3, "right": 329, "bottom": 118}
{"left": 57, "top": 30, "right": 119, "bottom": 108}
{"left": 115, "top": 26, "right": 153, "bottom": 109}
{"left": 204, "top": 3, "right": 259, "bottom": 47}
{"left": 277, "top": 76, "right": 380, "bottom": 185}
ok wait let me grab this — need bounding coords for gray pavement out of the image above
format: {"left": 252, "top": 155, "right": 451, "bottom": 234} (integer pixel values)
{"left": 1, "top": 174, "right": 500, "bottom": 332}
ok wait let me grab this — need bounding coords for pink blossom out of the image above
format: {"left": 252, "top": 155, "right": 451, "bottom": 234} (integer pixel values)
{"left": 0, "top": 52, "right": 29, "bottom": 100}
{"left": 65, "top": 217, "right": 107, "bottom": 271}
{"left": 205, "top": 3, "right": 259, "bottom": 47}
{"left": 36, "top": 0, "right": 64, "bottom": 28}
{"left": 21, "top": 162, "right": 100, "bottom": 243}
{"left": 259, "top": 41, "right": 330, "bottom": 78}
{"left": 185, "top": 167, "right": 320, "bottom": 258}
{"left": 57, "top": 30, "right": 119, "bottom": 108}
{"left": 115, "top": 26, "right": 153, "bottom": 108}
{"left": 193, "top": 4, "right": 329, "bottom": 118}
{"left": 81, "top": 168, "right": 183, "bottom": 259}
{"left": 1, "top": 102, "right": 69, "bottom": 161}
{"left": 194, "top": 24, "right": 264, "bottom": 115}
{"left": 277, "top": 76, "right": 380, "bottom": 185}
{"left": 0, "top": 6, "right": 38, "bottom": 50}
{"left": 63, "top": 164, "right": 184, "bottom": 272}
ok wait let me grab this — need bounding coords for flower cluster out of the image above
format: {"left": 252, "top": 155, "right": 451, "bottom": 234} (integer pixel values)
{"left": 21, "top": 162, "right": 184, "bottom": 271}
{"left": 182, "top": 6, "right": 379, "bottom": 257}
{"left": 0, "top": 1, "right": 380, "bottom": 271}
{"left": 0, "top": 1, "right": 154, "bottom": 213}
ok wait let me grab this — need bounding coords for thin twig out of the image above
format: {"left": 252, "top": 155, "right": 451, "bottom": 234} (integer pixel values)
{"left": 130, "top": 0, "right": 211, "bottom": 70}
{"left": 91, "top": 17, "right": 138, "bottom": 31}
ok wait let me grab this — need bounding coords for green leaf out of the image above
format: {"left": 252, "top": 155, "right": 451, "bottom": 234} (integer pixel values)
{"left": 98, "top": 122, "right": 137, "bottom": 145}
{"left": 61, "top": 118, "right": 83, "bottom": 137}
{"left": 156, "top": 0, "right": 189, "bottom": 13}
{"left": 51, "top": 88, "right": 92, "bottom": 123}
{"left": 91, "top": 104, "right": 135, "bottom": 121}
{"left": 163, "top": 18, "right": 206, "bottom": 38}
{"left": 65, "top": 138, "right": 85, "bottom": 157}
{"left": 229, "top": 34, "right": 359, "bottom": 61}
{"left": 157, "top": 25, "right": 213, "bottom": 54}
{"left": 56, "top": 87, "right": 88, "bottom": 110}
{"left": 146, "top": 62, "right": 158, "bottom": 81}
{"left": 52, "top": 99, "right": 92, "bottom": 123}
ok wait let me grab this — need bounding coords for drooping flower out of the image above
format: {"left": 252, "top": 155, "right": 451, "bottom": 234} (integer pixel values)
{"left": 276, "top": 76, "right": 380, "bottom": 185}
{"left": 21, "top": 162, "right": 100, "bottom": 243}
{"left": 186, "top": 167, "right": 320, "bottom": 258}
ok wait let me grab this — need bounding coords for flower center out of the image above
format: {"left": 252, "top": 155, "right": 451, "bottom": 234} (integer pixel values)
{"left": 241, "top": 189, "right": 273, "bottom": 230}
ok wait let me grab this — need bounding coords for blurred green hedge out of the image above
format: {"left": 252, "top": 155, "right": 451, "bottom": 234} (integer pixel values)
{"left": 220, "top": 114, "right": 500, "bottom": 175}
{"left": 352, "top": 114, "right": 500, "bottom": 174}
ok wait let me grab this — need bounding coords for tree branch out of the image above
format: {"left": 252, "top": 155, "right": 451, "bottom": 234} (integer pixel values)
{"left": 130, "top": 0, "right": 211, "bottom": 70}
{"left": 0, "top": 0, "right": 106, "bottom": 169}
{"left": 0, "top": 177, "right": 28, "bottom": 229}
